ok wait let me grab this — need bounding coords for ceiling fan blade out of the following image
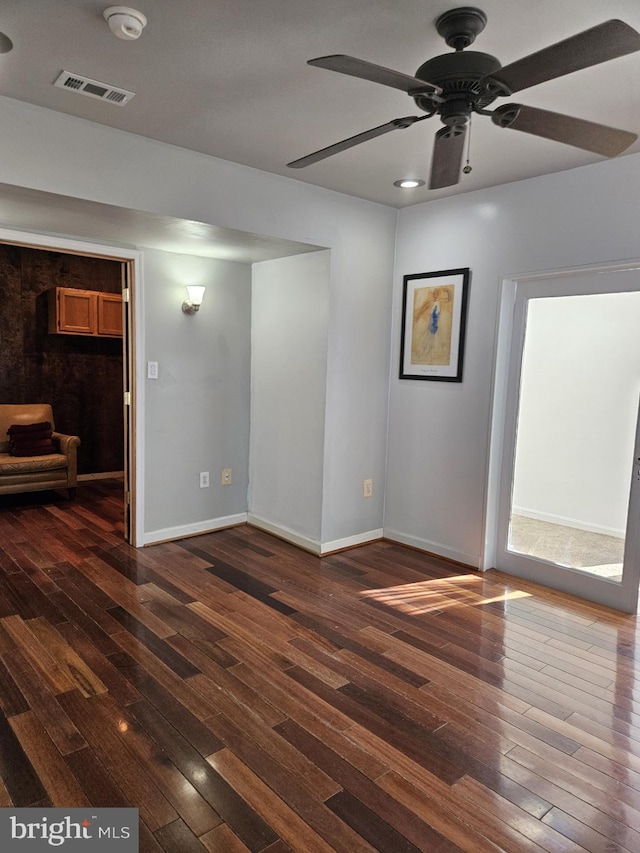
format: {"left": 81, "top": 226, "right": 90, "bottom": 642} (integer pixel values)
{"left": 429, "top": 125, "right": 466, "bottom": 189}
{"left": 308, "top": 55, "right": 441, "bottom": 94}
{"left": 492, "top": 103, "right": 638, "bottom": 156}
{"left": 482, "top": 20, "right": 640, "bottom": 95}
{"left": 287, "top": 116, "right": 427, "bottom": 168}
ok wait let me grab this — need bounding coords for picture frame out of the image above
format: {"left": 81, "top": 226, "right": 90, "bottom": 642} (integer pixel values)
{"left": 399, "top": 267, "right": 470, "bottom": 382}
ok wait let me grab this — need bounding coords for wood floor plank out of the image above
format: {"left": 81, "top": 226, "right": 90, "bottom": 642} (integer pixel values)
{"left": 200, "top": 823, "right": 253, "bottom": 853}
{"left": 95, "top": 693, "right": 223, "bottom": 838}
{"left": 2, "top": 479, "right": 640, "bottom": 853}
{"left": 227, "top": 658, "right": 388, "bottom": 780}
{"left": 9, "top": 710, "right": 91, "bottom": 807}
{"left": 208, "top": 746, "right": 374, "bottom": 853}
{"left": 285, "top": 664, "right": 466, "bottom": 785}
{"left": 56, "top": 689, "right": 179, "bottom": 831}
{"left": 116, "top": 662, "right": 223, "bottom": 756}
{"left": 452, "top": 775, "right": 585, "bottom": 853}
{"left": 541, "top": 807, "right": 637, "bottom": 853}
{"left": 0, "top": 614, "right": 77, "bottom": 694}
{"left": 376, "top": 771, "right": 509, "bottom": 853}
{"left": 0, "top": 773, "right": 12, "bottom": 808}
{"left": 522, "top": 708, "right": 640, "bottom": 776}
{"left": 64, "top": 746, "right": 132, "bottom": 808}
{"left": 109, "top": 628, "right": 214, "bottom": 721}
{"left": 0, "top": 653, "right": 30, "bottom": 717}
{"left": 275, "top": 718, "right": 465, "bottom": 853}
{"left": 154, "top": 818, "right": 208, "bottom": 852}
{"left": 54, "top": 619, "right": 142, "bottom": 706}
{"left": 210, "top": 709, "right": 341, "bottom": 802}
{"left": 202, "top": 696, "right": 341, "bottom": 802}
{"left": 505, "top": 744, "right": 640, "bottom": 814}
{"left": 125, "top": 698, "right": 277, "bottom": 851}
{"left": 0, "top": 708, "right": 48, "bottom": 806}
{"left": 26, "top": 616, "right": 109, "bottom": 698}
{"left": 3, "top": 648, "right": 86, "bottom": 754}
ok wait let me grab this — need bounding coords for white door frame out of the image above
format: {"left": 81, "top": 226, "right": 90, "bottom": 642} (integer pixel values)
{"left": 484, "top": 258, "right": 640, "bottom": 609}
{"left": 486, "top": 259, "right": 640, "bottom": 570}
{"left": 0, "top": 226, "right": 145, "bottom": 547}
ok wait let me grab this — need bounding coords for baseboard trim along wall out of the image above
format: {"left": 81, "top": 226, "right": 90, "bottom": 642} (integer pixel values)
{"left": 247, "top": 515, "right": 383, "bottom": 556}
{"left": 383, "top": 528, "right": 480, "bottom": 569}
{"left": 143, "top": 512, "right": 248, "bottom": 546}
{"left": 143, "top": 513, "right": 474, "bottom": 563}
{"left": 319, "top": 529, "right": 384, "bottom": 556}
{"left": 247, "top": 514, "right": 320, "bottom": 554}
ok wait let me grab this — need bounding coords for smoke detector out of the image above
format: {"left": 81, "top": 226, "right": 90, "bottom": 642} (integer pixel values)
{"left": 103, "top": 6, "right": 147, "bottom": 41}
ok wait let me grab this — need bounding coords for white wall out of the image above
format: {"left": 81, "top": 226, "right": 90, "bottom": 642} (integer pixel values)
{"left": 387, "top": 152, "right": 640, "bottom": 567}
{"left": 512, "top": 290, "right": 640, "bottom": 536}
{"left": 0, "top": 96, "right": 397, "bottom": 547}
{"left": 142, "top": 250, "right": 251, "bottom": 542}
{"left": 250, "top": 251, "right": 330, "bottom": 548}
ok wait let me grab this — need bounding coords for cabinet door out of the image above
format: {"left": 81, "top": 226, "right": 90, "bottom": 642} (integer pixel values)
{"left": 97, "top": 293, "right": 123, "bottom": 337}
{"left": 58, "top": 289, "right": 95, "bottom": 334}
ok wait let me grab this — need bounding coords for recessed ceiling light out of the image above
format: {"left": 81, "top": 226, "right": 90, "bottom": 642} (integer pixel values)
{"left": 0, "top": 32, "right": 13, "bottom": 53}
{"left": 393, "top": 179, "right": 426, "bottom": 189}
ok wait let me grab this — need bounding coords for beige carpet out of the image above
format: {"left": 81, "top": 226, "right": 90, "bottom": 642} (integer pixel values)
{"left": 509, "top": 514, "right": 623, "bottom": 580}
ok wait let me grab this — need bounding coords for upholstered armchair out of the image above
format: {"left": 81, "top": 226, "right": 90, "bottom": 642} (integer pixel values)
{"left": 0, "top": 404, "right": 81, "bottom": 499}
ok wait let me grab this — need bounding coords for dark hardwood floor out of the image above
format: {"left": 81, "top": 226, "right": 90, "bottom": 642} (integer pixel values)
{"left": 1, "top": 479, "right": 639, "bottom": 852}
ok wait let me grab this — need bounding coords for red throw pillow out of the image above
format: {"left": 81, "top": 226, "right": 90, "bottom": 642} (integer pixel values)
{"left": 7, "top": 422, "right": 55, "bottom": 456}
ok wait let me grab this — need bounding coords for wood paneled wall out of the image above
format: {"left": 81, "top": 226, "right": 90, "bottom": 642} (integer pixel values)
{"left": 0, "top": 244, "right": 124, "bottom": 474}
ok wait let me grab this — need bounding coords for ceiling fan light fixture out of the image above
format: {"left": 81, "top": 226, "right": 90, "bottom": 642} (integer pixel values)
{"left": 394, "top": 179, "right": 425, "bottom": 188}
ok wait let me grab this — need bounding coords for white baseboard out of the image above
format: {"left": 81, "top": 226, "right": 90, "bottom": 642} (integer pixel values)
{"left": 143, "top": 512, "right": 248, "bottom": 546}
{"left": 247, "top": 515, "right": 384, "bottom": 556}
{"left": 247, "top": 514, "right": 320, "bottom": 555}
{"left": 512, "top": 506, "right": 625, "bottom": 539}
{"left": 319, "top": 529, "right": 384, "bottom": 555}
{"left": 382, "top": 528, "right": 480, "bottom": 569}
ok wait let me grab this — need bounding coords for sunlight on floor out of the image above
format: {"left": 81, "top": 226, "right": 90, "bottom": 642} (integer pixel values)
{"left": 360, "top": 575, "right": 532, "bottom": 614}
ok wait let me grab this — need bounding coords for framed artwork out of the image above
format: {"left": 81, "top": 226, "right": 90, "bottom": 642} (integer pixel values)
{"left": 399, "top": 267, "right": 470, "bottom": 381}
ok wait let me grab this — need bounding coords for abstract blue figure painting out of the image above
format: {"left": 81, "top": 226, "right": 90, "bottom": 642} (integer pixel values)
{"left": 399, "top": 268, "right": 470, "bottom": 381}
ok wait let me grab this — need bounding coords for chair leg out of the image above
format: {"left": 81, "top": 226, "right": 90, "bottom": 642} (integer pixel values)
{"left": 67, "top": 487, "right": 77, "bottom": 501}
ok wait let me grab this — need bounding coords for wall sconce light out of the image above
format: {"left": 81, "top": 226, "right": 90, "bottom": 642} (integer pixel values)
{"left": 182, "top": 286, "right": 206, "bottom": 315}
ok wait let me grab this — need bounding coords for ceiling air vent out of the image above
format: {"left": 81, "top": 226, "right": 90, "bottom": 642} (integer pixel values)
{"left": 54, "top": 70, "right": 135, "bottom": 106}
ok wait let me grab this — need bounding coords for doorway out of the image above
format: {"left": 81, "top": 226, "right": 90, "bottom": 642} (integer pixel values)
{"left": 491, "top": 266, "right": 640, "bottom": 612}
{"left": 0, "top": 228, "right": 141, "bottom": 545}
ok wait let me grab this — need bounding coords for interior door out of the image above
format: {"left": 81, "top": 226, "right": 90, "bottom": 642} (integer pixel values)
{"left": 496, "top": 269, "right": 640, "bottom": 612}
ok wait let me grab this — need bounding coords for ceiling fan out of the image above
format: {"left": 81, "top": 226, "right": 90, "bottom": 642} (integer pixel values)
{"left": 287, "top": 6, "right": 640, "bottom": 189}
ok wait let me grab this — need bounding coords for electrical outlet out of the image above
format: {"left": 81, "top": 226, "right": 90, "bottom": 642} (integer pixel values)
{"left": 199, "top": 471, "right": 209, "bottom": 488}
{"left": 221, "top": 467, "right": 233, "bottom": 486}
{"left": 363, "top": 478, "right": 373, "bottom": 498}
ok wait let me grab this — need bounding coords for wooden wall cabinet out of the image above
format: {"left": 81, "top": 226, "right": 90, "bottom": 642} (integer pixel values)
{"left": 48, "top": 287, "right": 123, "bottom": 338}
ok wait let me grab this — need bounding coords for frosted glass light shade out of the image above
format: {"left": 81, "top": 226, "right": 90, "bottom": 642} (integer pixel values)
{"left": 182, "top": 285, "right": 206, "bottom": 314}
{"left": 186, "top": 286, "right": 206, "bottom": 306}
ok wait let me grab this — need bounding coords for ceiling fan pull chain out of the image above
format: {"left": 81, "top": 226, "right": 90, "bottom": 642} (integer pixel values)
{"left": 463, "top": 114, "right": 473, "bottom": 174}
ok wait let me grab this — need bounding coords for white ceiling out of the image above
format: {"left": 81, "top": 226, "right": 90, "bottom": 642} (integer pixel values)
{"left": 0, "top": 0, "right": 639, "bottom": 209}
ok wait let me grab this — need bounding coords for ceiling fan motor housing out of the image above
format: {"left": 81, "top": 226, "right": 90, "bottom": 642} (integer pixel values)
{"left": 413, "top": 50, "right": 503, "bottom": 122}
